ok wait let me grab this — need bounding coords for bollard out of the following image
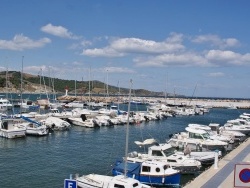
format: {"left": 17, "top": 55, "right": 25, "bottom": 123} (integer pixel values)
{"left": 214, "top": 152, "right": 218, "bottom": 169}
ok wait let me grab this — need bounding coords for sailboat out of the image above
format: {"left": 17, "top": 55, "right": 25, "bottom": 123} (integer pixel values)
{"left": 75, "top": 79, "right": 151, "bottom": 188}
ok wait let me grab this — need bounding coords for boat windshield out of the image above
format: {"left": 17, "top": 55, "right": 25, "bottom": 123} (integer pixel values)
{"left": 162, "top": 148, "right": 176, "bottom": 157}
{"left": 189, "top": 132, "right": 210, "bottom": 139}
{"left": 201, "top": 133, "right": 210, "bottom": 139}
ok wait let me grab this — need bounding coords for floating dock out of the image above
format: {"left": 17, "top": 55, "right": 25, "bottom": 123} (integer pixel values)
{"left": 184, "top": 138, "right": 250, "bottom": 188}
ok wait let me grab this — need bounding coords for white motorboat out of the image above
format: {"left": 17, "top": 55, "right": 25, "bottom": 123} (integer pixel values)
{"left": 131, "top": 140, "right": 221, "bottom": 165}
{"left": 175, "top": 149, "right": 222, "bottom": 165}
{"left": 0, "top": 119, "right": 26, "bottom": 138}
{"left": 64, "top": 101, "right": 85, "bottom": 108}
{"left": 68, "top": 115, "right": 98, "bottom": 128}
{"left": 115, "top": 114, "right": 134, "bottom": 124}
{"left": 41, "top": 116, "right": 71, "bottom": 131}
{"left": 126, "top": 142, "right": 202, "bottom": 174}
{"left": 71, "top": 108, "right": 99, "bottom": 117}
{"left": 19, "top": 116, "right": 49, "bottom": 136}
{"left": 0, "top": 97, "right": 13, "bottom": 111}
{"left": 21, "top": 122, "right": 49, "bottom": 136}
{"left": 168, "top": 126, "right": 228, "bottom": 151}
{"left": 93, "top": 115, "right": 112, "bottom": 126}
{"left": 188, "top": 123, "right": 234, "bottom": 143}
{"left": 47, "top": 108, "right": 78, "bottom": 119}
{"left": 222, "top": 119, "right": 250, "bottom": 135}
{"left": 242, "top": 113, "right": 250, "bottom": 117}
{"left": 209, "top": 123, "right": 246, "bottom": 142}
{"left": 76, "top": 174, "right": 151, "bottom": 188}
{"left": 239, "top": 115, "right": 250, "bottom": 123}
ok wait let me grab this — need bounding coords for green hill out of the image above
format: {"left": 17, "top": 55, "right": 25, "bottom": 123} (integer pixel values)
{"left": 0, "top": 71, "right": 166, "bottom": 96}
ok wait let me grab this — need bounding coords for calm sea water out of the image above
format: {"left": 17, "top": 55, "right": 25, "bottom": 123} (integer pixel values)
{"left": 0, "top": 97, "right": 249, "bottom": 187}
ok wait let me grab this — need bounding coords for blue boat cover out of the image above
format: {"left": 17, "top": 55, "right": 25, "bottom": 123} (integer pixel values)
{"left": 20, "top": 115, "right": 41, "bottom": 126}
{"left": 113, "top": 161, "right": 141, "bottom": 175}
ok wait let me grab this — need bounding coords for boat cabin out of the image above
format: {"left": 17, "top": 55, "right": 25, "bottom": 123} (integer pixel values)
{"left": 113, "top": 160, "right": 171, "bottom": 177}
{"left": 1, "top": 119, "right": 23, "bottom": 130}
{"left": 185, "top": 127, "right": 210, "bottom": 140}
{"left": 148, "top": 143, "right": 176, "bottom": 157}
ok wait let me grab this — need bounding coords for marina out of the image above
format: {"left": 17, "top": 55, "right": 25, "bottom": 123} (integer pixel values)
{"left": 1, "top": 1, "right": 250, "bottom": 187}
{"left": 0, "top": 94, "right": 250, "bottom": 187}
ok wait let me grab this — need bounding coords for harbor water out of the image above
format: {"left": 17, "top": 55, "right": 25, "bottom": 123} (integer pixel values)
{"left": 0, "top": 102, "right": 249, "bottom": 187}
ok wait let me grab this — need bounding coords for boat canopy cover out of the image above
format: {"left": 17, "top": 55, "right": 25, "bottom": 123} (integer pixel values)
{"left": 134, "top": 138, "right": 157, "bottom": 146}
{"left": 20, "top": 115, "right": 41, "bottom": 126}
{"left": 113, "top": 161, "right": 141, "bottom": 175}
{"left": 185, "top": 127, "right": 207, "bottom": 134}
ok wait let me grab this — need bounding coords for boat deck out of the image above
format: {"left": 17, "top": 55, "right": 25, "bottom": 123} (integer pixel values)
{"left": 184, "top": 138, "right": 250, "bottom": 188}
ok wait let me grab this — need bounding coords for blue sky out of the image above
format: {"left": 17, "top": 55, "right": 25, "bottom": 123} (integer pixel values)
{"left": 0, "top": 0, "right": 250, "bottom": 98}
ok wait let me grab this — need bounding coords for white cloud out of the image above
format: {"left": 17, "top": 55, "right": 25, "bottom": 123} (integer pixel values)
{"left": 82, "top": 35, "right": 184, "bottom": 57}
{"left": 134, "top": 52, "right": 209, "bottom": 67}
{"left": 41, "top": 23, "right": 79, "bottom": 39}
{"left": 82, "top": 47, "right": 124, "bottom": 57}
{"left": 0, "top": 34, "right": 51, "bottom": 51}
{"left": 205, "top": 50, "right": 250, "bottom": 65}
{"left": 192, "top": 34, "right": 240, "bottom": 49}
{"left": 104, "top": 67, "right": 135, "bottom": 73}
{"left": 166, "top": 32, "right": 184, "bottom": 43}
{"left": 134, "top": 49, "right": 250, "bottom": 68}
{"left": 80, "top": 33, "right": 249, "bottom": 68}
{"left": 110, "top": 37, "right": 184, "bottom": 54}
{"left": 207, "top": 72, "right": 225, "bottom": 77}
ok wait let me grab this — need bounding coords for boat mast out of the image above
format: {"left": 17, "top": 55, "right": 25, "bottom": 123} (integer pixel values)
{"left": 124, "top": 79, "right": 133, "bottom": 177}
{"left": 20, "top": 56, "right": 24, "bottom": 113}
{"left": 188, "top": 83, "right": 198, "bottom": 106}
{"left": 106, "top": 69, "right": 109, "bottom": 108}
{"left": 164, "top": 72, "right": 168, "bottom": 104}
{"left": 75, "top": 79, "right": 77, "bottom": 97}
{"left": 88, "top": 67, "right": 91, "bottom": 104}
{"left": 117, "top": 80, "right": 120, "bottom": 111}
{"left": 39, "top": 68, "right": 42, "bottom": 99}
{"left": 5, "top": 66, "right": 8, "bottom": 99}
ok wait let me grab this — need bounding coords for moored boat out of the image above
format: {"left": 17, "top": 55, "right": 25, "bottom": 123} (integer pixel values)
{"left": 168, "top": 126, "right": 229, "bottom": 151}
{"left": 0, "top": 118, "right": 26, "bottom": 138}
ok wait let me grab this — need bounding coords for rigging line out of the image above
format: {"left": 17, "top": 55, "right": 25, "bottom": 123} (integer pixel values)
{"left": 131, "top": 84, "right": 148, "bottom": 153}
{"left": 105, "top": 125, "right": 120, "bottom": 175}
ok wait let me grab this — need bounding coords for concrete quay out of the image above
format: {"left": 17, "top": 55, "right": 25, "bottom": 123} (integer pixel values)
{"left": 184, "top": 138, "right": 250, "bottom": 188}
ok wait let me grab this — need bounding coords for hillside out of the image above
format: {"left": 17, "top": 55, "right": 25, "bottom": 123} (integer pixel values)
{"left": 0, "top": 71, "right": 169, "bottom": 97}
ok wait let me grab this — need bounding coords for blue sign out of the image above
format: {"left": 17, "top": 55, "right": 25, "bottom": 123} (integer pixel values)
{"left": 239, "top": 168, "right": 250, "bottom": 183}
{"left": 64, "top": 179, "right": 77, "bottom": 188}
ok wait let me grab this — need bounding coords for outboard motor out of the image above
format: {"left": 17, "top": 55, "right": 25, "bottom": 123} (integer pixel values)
{"left": 80, "top": 114, "right": 87, "bottom": 121}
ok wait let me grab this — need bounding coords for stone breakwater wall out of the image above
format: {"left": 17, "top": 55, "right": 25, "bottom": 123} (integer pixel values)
{"left": 57, "top": 95, "right": 250, "bottom": 109}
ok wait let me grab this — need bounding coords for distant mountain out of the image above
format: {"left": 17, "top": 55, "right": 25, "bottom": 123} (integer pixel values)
{"left": 0, "top": 71, "right": 175, "bottom": 97}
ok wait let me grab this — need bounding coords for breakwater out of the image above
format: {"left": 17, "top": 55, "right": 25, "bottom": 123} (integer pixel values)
{"left": 56, "top": 95, "right": 250, "bottom": 109}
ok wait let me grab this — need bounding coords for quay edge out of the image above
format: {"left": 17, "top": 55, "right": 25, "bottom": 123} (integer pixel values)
{"left": 184, "top": 138, "right": 250, "bottom": 188}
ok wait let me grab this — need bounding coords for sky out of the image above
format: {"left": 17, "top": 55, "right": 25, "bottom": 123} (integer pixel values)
{"left": 0, "top": 0, "right": 250, "bottom": 99}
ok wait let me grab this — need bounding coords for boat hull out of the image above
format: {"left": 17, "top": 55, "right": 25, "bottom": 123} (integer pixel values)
{"left": 112, "top": 170, "right": 180, "bottom": 186}
{"left": 112, "top": 161, "right": 181, "bottom": 186}
{"left": 0, "top": 129, "right": 26, "bottom": 138}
